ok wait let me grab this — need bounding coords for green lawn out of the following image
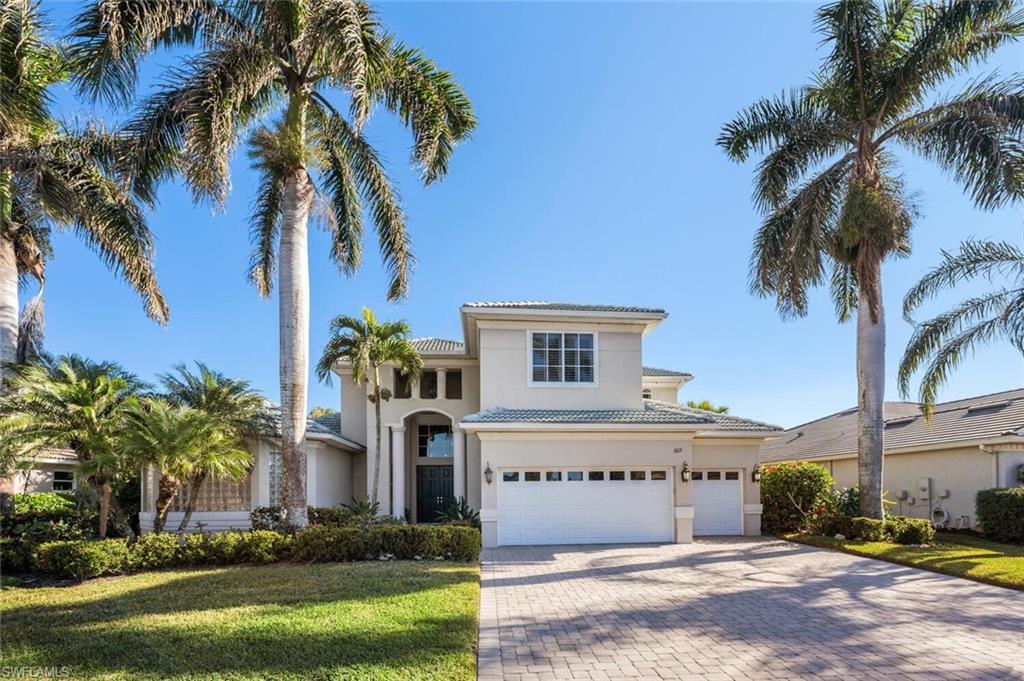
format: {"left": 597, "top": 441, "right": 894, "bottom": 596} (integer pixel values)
{"left": 787, "top": 531, "right": 1024, "bottom": 590}
{"left": 1, "top": 561, "right": 479, "bottom": 680}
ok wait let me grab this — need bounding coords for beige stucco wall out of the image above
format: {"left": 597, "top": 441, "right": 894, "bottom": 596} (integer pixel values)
{"left": 644, "top": 387, "right": 679, "bottom": 403}
{"left": 818, "top": 446, "right": 1007, "bottom": 528}
{"left": 10, "top": 463, "right": 77, "bottom": 495}
{"left": 314, "top": 445, "right": 354, "bottom": 508}
{"left": 474, "top": 432, "right": 763, "bottom": 547}
{"left": 478, "top": 324, "right": 643, "bottom": 410}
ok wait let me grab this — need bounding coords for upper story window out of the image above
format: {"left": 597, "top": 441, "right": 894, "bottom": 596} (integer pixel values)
{"left": 531, "top": 332, "right": 595, "bottom": 384}
{"left": 446, "top": 370, "right": 463, "bottom": 399}
{"left": 393, "top": 370, "right": 412, "bottom": 399}
{"left": 419, "top": 370, "right": 438, "bottom": 399}
{"left": 641, "top": 388, "right": 652, "bottom": 400}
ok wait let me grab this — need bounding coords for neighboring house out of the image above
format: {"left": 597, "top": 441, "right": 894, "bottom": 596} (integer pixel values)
{"left": 136, "top": 301, "right": 779, "bottom": 545}
{"left": 1, "top": 449, "right": 78, "bottom": 495}
{"left": 761, "top": 389, "right": 1024, "bottom": 528}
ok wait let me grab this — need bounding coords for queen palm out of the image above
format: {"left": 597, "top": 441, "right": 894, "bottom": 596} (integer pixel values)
{"left": 0, "top": 0, "right": 168, "bottom": 368}
{"left": 719, "top": 1, "right": 1024, "bottom": 518}
{"left": 899, "top": 239, "right": 1024, "bottom": 413}
{"left": 67, "top": 0, "right": 475, "bottom": 526}
{"left": 316, "top": 307, "right": 422, "bottom": 506}
{"left": 120, "top": 399, "right": 224, "bottom": 533}
{"left": 0, "top": 355, "right": 144, "bottom": 537}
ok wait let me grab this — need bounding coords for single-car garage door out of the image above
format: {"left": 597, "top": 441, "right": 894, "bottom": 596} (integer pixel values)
{"left": 498, "top": 468, "right": 673, "bottom": 545}
{"left": 692, "top": 469, "right": 742, "bottom": 535}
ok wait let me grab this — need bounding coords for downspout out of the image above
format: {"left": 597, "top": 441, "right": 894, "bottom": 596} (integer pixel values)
{"left": 980, "top": 444, "right": 1000, "bottom": 488}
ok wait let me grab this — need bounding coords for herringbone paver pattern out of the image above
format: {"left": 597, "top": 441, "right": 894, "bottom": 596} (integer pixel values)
{"left": 478, "top": 538, "right": 1024, "bottom": 680}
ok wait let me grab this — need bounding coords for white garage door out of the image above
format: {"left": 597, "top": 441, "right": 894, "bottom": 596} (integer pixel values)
{"left": 692, "top": 470, "right": 743, "bottom": 535}
{"left": 498, "top": 468, "right": 673, "bottom": 545}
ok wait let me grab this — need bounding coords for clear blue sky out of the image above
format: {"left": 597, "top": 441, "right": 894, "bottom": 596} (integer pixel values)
{"left": 39, "top": 2, "right": 1023, "bottom": 429}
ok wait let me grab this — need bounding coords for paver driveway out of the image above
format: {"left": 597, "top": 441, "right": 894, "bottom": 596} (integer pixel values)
{"left": 478, "top": 538, "right": 1024, "bottom": 681}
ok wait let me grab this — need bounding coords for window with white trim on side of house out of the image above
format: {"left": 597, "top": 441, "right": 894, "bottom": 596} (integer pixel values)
{"left": 530, "top": 332, "right": 596, "bottom": 385}
{"left": 52, "top": 470, "right": 74, "bottom": 492}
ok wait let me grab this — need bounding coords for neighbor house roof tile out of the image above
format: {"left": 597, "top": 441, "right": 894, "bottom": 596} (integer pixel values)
{"left": 410, "top": 337, "right": 466, "bottom": 354}
{"left": 463, "top": 301, "right": 666, "bottom": 314}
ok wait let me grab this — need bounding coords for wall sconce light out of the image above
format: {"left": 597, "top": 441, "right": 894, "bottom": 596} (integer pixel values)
{"left": 680, "top": 462, "right": 691, "bottom": 482}
{"left": 484, "top": 462, "right": 493, "bottom": 485}
{"left": 752, "top": 464, "right": 762, "bottom": 483}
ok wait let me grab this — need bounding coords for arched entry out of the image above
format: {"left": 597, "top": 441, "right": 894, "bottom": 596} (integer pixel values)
{"left": 391, "top": 410, "right": 466, "bottom": 523}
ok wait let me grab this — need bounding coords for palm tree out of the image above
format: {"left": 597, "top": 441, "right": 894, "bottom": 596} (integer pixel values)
{"left": 899, "top": 239, "right": 1024, "bottom": 413}
{"left": 718, "top": 1, "right": 1024, "bottom": 518}
{"left": 0, "top": 355, "right": 144, "bottom": 536}
{"left": 174, "top": 425, "right": 251, "bottom": 536}
{"left": 157, "top": 363, "right": 266, "bottom": 532}
{"left": 120, "top": 399, "right": 222, "bottom": 533}
{"left": 0, "top": 0, "right": 168, "bottom": 368}
{"left": 316, "top": 307, "right": 422, "bottom": 506}
{"left": 685, "top": 400, "right": 730, "bottom": 414}
{"left": 67, "top": 0, "right": 475, "bottom": 527}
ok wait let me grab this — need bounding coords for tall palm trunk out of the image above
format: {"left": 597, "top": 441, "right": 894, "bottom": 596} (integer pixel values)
{"left": 177, "top": 471, "right": 207, "bottom": 536}
{"left": 370, "top": 367, "right": 382, "bottom": 506}
{"left": 153, "top": 473, "right": 180, "bottom": 534}
{"left": 856, "top": 266, "right": 886, "bottom": 520}
{"left": 278, "top": 165, "right": 314, "bottom": 528}
{"left": 0, "top": 232, "right": 17, "bottom": 369}
{"left": 98, "top": 477, "right": 111, "bottom": 538}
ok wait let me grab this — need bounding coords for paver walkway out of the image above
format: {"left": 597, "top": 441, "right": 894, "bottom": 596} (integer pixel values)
{"left": 478, "top": 538, "right": 1024, "bottom": 680}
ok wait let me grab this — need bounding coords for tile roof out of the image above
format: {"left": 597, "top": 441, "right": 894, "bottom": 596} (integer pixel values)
{"left": 410, "top": 337, "right": 466, "bottom": 354}
{"left": 642, "top": 366, "right": 693, "bottom": 378}
{"left": 463, "top": 301, "right": 666, "bottom": 315}
{"left": 463, "top": 400, "right": 780, "bottom": 431}
{"left": 761, "top": 388, "right": 1024, "bottom": 462}
{"left": 264, "top": 407, "right": 365, "bottom": 450}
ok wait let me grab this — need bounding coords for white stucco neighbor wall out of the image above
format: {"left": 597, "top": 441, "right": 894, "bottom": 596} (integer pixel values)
{"left": 9, "top": 463, "right": 77, "bottom": 495}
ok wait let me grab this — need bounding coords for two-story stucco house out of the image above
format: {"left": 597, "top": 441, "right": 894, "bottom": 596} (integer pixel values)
{"left": 140, "top": 301, "right": 781, "bottom": 547}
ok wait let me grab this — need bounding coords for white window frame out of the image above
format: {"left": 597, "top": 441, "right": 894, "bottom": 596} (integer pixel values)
{"left": 526, "top": 330, "right": 599, "bottom": 388}
{"left": 52, "top": 470, "right": 75, "bottom": 492}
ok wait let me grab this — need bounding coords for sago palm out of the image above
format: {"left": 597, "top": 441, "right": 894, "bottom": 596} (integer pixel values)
{"left": 67, "top": 0, "right": 475, "bottom": 526}
{"left": 0, "top": 355, "right": 144, "bottom": 536}
{"left": 0, "top": 0, "right": 167, "bottom": 367}
{"left": 899, "top": 239, "right": 1024, "bottom": 412}
{"left": 718, "top": 0, "right": 1024, "bottom": 518}
{"left": 317, "top": 307, "right": 422, "bottom": 506}
{"left": 120, "top": 399, "right": 222, "bottom": 533}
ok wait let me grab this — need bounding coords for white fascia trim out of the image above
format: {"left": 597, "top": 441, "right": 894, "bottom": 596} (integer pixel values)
{"left": 694, "top": 430, "right": 783, "bottom": 439}
{"left": 460, "top": 306, "right": 667, "bottom": 322}
{"left": 459, "top": 422, "right": 706, "bottom": 433}
{"left": 306, "top": 432, "right": 366, "bottom": 452}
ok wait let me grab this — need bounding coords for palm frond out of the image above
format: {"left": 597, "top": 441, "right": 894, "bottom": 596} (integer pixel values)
{"left": 0, "top": 0, "right": 63, "bottom": 136}
{"left": 815, "top": 1, "right": 884, "bottom": 119}
{"left": 15, "top": 286, "right": 43, "bottom": 363}
{"left": 307, "top": 0, "right": 375, "bottom": 128}
{"left": 245, "top": 126, "right": 288, "bottom": 297}
{"left": 903, "top": 239, "right": 1024, "bottom": 320}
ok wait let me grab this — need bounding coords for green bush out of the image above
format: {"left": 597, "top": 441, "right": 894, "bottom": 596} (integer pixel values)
{"left": 832, "top": 487, "right": 860, "bottom": 517}
{"left": 760, "top": 462, "right": 834, "bottom": 534}
{"left": 292, "top": 525, "right": 481, "bottom": 563}
{"left": 249, "top": 506, "right": 286, "bottom": 531}
{"left": 35, "top": 539, "right": 131, "bottom": 580}
{"left": 131, "top": 533, "right": 181, "bottom": 570}
{"left": 307, "top": 506, "right": 353, "bottom": 527}
{"left": 976, "top": 488, "right": 1024, "bottom": 544}
{"left": 13, "top": 492, "right": 78, "bottom": 513}
{"left": 1, "top": 536, "right": 35, "bottom": 573}
{"left": 885, "top": 516, "right": 935, "bottom": 545}
{"left": 848, "top": 517, "right": 887, "bottom": 541}
{"left": 235, "top": 530, "right": 292, "bottom": 564}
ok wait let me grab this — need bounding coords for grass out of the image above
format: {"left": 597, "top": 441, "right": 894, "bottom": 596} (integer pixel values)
{"left": 786, "top": 531, "right": 1024, "bottom": 591}
{"left": 0, "top": 561, "right": 480, "bottom": 680}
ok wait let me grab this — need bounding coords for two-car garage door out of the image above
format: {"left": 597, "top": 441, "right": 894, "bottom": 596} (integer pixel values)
{"left": 497, "top": 467, "right": 744, "bottom": 545}
{"left": 498, "top": 468, "right": 673, "bottom": 545}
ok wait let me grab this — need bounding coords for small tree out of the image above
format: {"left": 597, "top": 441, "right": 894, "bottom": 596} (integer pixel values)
{"left": 120, "top": 399, "right": 222, "bottom": 533}
{"left": 317, "top": 307, "right": 422, "bottom": 506}
{"left": 760, "top": 462, "right": 834, "bottom": 534}
{"left": 686, "top": 400, "right": 729, "bottom": 414}
{"left": 175, "top": 429, "right": 251, "bottom": 536}
{"left": 0, "top": 355, "right": 144, "bottom": 537}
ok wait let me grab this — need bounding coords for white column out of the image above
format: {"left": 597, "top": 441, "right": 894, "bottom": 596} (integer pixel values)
{"left": 453, "top": 426, "right": 466, "bottom": 501}
{"left": 437, "top": 368, "right": 447, "bottom": 400}
{"left": 391, "top": 426, "right": 406, "bottom": 519}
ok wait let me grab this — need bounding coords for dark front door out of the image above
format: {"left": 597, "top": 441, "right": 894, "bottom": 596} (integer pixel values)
{"left": 416, "top": 466, "right": 454, "bottom": 523}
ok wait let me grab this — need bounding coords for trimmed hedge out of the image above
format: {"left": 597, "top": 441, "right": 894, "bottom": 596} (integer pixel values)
{"left": 2, "top": 493, "right": 99, "bottom": 574}
{"left": 761, "top": 462, "right": 833, "bottom": 534}
{"left": 976, "top": 488, "right": 1024, "bottom": 544}
{"left": 36, "top": 539, "right": 132, "bottom": 580}
{"left": 29, "top": 524, "right": 480, "bottom": 581}
{"left": 848, "top": 517, "right": 887, "bottom": 542}
{"left": 885, "top": 516, "right": 935, "bottom": 545}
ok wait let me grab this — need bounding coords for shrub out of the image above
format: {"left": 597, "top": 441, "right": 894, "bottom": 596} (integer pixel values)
{"left": 832, "top": 486, "right": 860, "bottom": 517}
{"left": 760, "top": 462, "right": 834, "bottom": 534}
{"left": 293, "top": 526, "right": 369, "bottom": 562}
{"left": 1, "top": 537, "right": 35, "bottom": 573}
{"left": 436, "top": 497, "right": 481, "bottom": 529}
{"left": 848, "top": 517, "right": 887, "bottom": 541}
{"left": 307, "top": 506, "right": 353, "bottom": 527}
{"left": 292, "top": 525, "right": 480, "bottom": 563}
{"left": 235, "top": 530, "right": 292, "bottom": 564}
{"left": 131, "top": 533, "right": 181, "bottom": 570}
{"left": 13, "top": 492, "right": 78, "bottom": 513}
{"left": 35, "top": 539, "right": 131, "bottom": 580}
{"left": 249, "top": 506, "right": 286, "bottom": 531}
{"left": 885, "top": 516, "right": 935, "bottom": 545}
{"left": 976, "top": 488, "right": 1024, "bottom": 544}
